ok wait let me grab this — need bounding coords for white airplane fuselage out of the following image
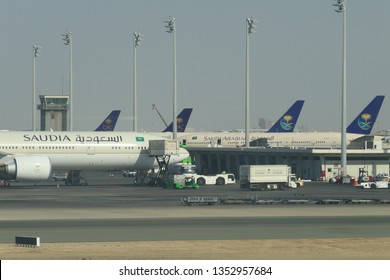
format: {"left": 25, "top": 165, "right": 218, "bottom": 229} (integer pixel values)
{"left": 0, "top": 131, "right": 189, "bottom": 181}
{"left": 176, "top": 131, "right": 362, "bottom": 148}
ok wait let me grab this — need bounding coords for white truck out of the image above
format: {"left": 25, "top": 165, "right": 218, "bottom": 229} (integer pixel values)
{"left": 357, "top": 181, "right": 389, "bottom": 189}
{"left": 192, "top": 173, "right": 236, "bottom": 185}
{"left": 169, "top": 164, "right": 236, "bottom": 185}
{"left": 239, "top": 165, "right": 297, "bottom": 191}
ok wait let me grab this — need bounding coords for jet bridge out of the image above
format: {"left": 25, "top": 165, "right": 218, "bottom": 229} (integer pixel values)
{"left": 148, "top": 140, "right": 180, "bottom": 185}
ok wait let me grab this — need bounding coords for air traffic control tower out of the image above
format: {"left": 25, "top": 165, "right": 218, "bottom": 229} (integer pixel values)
{"left": 37, "top": 95, "right": 69, "bottom": 131}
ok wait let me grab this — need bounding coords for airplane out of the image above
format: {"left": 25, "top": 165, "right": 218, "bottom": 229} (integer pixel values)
{"left": 177, "top": 96, "right": 384, "bottom": 148}
{"left": 176, "top": 100, "right": 305, "bottom": 147}
{"left": 161, "top": 108, "right": 193, "bottom": 133}
{"left": 266, "top": 100, "right": 304, "bottom": 133}
{"left": 95, "top": 110, "right": 121, "bottom": 131}
{"left": 0, "top": 131, "right": 189, "bottom": 182}
{"left": 154, "top": 101, "right": 303, "bottom": 142}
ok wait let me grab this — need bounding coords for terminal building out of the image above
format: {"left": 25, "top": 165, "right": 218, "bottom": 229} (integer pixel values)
{"left": 187, "top": 136, "right": 390, "bottom": 181}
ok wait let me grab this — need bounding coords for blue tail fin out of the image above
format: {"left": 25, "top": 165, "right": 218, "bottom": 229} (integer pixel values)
{"left": 347, "top": 95, "right": 384, "bottom": 134}
{"left": 94, "top": 110, "right": 121, "bottom": 131}
{"left": 163, "top": 108, "right": 193, "bottom": 132}
{"left": 267, "top": 100, "right": 305, "bottom": 132}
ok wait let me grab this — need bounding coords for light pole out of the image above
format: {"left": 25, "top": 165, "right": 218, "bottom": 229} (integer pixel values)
{"left": 133, "top": 32, "right": 142, "bottom": 132}
{"left": 62, "top": 30, "right": 73, "bottom": 131}
{"left": 164, "top": 16, "right": 177, "bottom": 140}
{"left": 333, "top": 0, "right": 347, "bottom": 176}
{"left": 32, "top": 44, "right": 40, "bottom": 131}
{"left": 245, "top": 17, "right": 256, "bottom": 148}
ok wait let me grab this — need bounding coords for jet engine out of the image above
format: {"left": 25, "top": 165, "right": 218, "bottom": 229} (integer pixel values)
{"left": 0, "top": 156, "right": 51, "bottom": 181}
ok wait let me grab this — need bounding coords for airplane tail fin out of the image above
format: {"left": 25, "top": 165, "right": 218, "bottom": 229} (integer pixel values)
{"left": 163, "top": 108, "right": 193, "bottom": 132}
{"left": 94, "top": 110, "right": 121, "bottom": 131}
{"left": 267, "top": 100, "right": 305, "bottom": 132}
{"left": 347, "top": 95, "right": 385, "bottom": 134}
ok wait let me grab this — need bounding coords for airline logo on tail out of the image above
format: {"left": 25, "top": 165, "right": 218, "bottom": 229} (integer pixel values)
{"left": 102, "top": 118, "right": 114, "bottom": 130}
{"left": 267, "top": 100, "right": 304, "bottom": 133}
{"left": 177, "top": 117, "right": 185, "bottom": 130}
{"left": 280, "top": 115, "right": 295, "bottom": 131}
{"left": 163, "top": 108, "right": 193, "bottom": 133}
{"left": 95, "top": 110, "right": 121, "bottom": 131}
{"left": 358, "top": 113, "right": 373, "bottom": 131}
{"left": 347, "top": 95, "right": 384, "bottom": 135}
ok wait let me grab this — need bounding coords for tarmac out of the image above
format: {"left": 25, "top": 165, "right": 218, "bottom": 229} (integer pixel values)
{"left": 1, "top": 173, "right": 389, "bottom": 259}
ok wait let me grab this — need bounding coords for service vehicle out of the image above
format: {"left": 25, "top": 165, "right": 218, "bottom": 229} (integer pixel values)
{"left": 165, "top": 174, "right": 199, "bottom": 189}
{"left": 357, "top": 181, "right": 389, "bottom": 189}
{"left": 51, "top": 172, "right": 68, "bottom": 181}
{"left": 239, "top": 165, "right": 297, "bottom": 191}
{"left": 0, "top": 180, "right": 10, "bottom": 187}
{"left": 355, "top": 167, "right": 388, "bottom": 189}
{"left": 122, "top": 170, "right": 136, "bottom": 178}
{"left": 291, "top": 174, "right": 304, "bottom": 187}
{"left": 192, "top": 173, "right": 236, "bottom": 185}
{"left": 169, "top": 164, "right": 236, "bottom": 186}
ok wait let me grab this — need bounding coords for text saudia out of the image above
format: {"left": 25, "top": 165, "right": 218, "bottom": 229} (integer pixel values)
{"left": 23, "top": 134, "right": 123, "bottom": 143}
{"left": 203, "top": 136, "right": 275, "bottom": 141}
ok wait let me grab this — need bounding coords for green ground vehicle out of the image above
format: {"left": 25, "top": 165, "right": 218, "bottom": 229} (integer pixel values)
{"left": 165, "top": 175, "right": 199, "bottom": 189}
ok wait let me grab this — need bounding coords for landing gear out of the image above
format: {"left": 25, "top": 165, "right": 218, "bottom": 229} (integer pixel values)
{"left": 65, "top": 170, "right": 88, "bottom": 186}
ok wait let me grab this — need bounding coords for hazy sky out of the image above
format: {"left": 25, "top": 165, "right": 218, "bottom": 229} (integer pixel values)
{"left": 1, "top": 0, "right": 389, "bottom": 132}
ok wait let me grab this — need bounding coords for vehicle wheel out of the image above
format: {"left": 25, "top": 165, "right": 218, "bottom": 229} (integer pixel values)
{"left": 371, "top": 183, "right": 377, "bottom": 189}
{"left": 197, "top": 177, "right": 206, "bottom": 185}
{"left": 216, "top": 177, "right": 225, "bottom": 185}
{"left": 278, "top": 184, "right": 286, "bottom": 190}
